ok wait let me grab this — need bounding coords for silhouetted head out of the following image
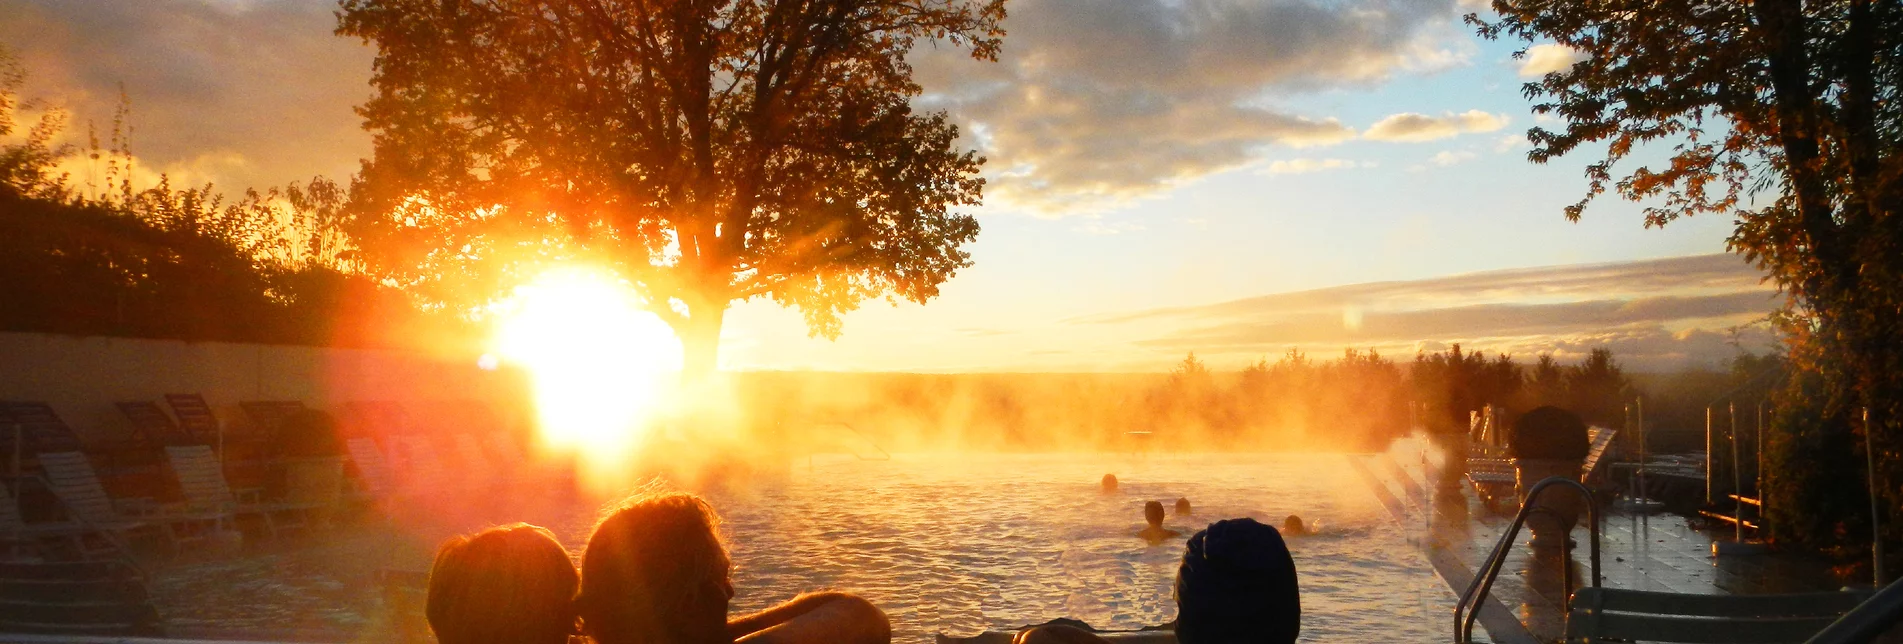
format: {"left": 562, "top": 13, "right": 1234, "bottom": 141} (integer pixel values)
{"left": 1174, "top": 518, "right": 1301, "bottom": 644}
{"left": 1101, "top": 474, "right": 1119, "bottom": 493}
{"left": 1175, "top": 497, "right": 1192, "bottom": 515}
{"left": 426, "top": 523, "right": 578, "bottom": 644}
{"left": 1145, "top": 501, "right": 1166, "bottom": 527}
{"left": 1283, "top": 515, "right": 1306, "bottom": 535}
{"left": 578, "top": 493, "right": 732, "bottom": 644}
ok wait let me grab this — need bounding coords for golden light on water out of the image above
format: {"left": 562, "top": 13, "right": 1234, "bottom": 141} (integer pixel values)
{"left": 493, "top": 267, "right": 682, "bottom": 481}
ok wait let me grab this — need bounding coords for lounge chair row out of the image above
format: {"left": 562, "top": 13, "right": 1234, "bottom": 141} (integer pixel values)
{"left": 4, "top": 445, "right": 342, "bottom": 557}
{"left": 5, "top": 396, "right": 550, "bottom": 556}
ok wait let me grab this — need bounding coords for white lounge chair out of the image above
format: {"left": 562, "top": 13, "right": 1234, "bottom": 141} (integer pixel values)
{"left": 166, "top": 445, "right": 331, "bottom": 539}
{"left": 36, "top": 452, "right": 195, "bottom": 551}
{"left": 0, "top": 481, "right": 118, "bottom": 559}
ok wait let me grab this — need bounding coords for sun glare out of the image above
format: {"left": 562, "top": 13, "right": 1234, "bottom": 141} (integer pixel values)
{"left": 494, "top": 267, "right": 682, "bottom": 469}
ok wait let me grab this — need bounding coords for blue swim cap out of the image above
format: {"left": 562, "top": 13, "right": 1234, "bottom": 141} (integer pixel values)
{"left": 1174, "top": 518, "right": 1300, "bottom": 644}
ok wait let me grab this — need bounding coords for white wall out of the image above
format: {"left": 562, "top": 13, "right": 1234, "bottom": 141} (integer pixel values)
{"left": 0, "top": 332, "right": 531, "bottom": 441}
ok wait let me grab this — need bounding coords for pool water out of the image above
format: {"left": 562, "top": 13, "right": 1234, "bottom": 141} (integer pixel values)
{"left": 703, "top": 453, "right": 1451, "bottom": 642}
{"left": 151, "top": 452, "right": 1454, "bottom": 642}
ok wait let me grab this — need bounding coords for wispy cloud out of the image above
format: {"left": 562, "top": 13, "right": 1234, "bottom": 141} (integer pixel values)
{"left": 1261, "top": 158, "right": 1368, "bottom": 175}
{"left": 0, "top": 0, "right": 373, "bottom": 191}
{"left": 1071, "top": 254, "right": 1780, "bottom": 370}
{"left": 1409, "top": 149, "right": 1477, "bottom": 171}
{"left": 1364, "top": 109, "right": 1508, "bottom": 143}
{"left": 1073, "top": 220, "right": 1148, "bottom": 236}
{"left": 914, "top": 0, "right": 1469, "bottom": 214}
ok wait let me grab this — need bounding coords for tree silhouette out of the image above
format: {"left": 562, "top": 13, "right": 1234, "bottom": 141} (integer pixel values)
{"left": 1475, "top": 0, "right": 1903, "bottom": 557}
{"left": 1564, "top": 347, "right": 1626, "bottom": 426}
{"left": 336, "top": 0, "right": 1005, "bottom": 379}
{"left": 1527, "top": 354, "right": 1565, "bottom": 408}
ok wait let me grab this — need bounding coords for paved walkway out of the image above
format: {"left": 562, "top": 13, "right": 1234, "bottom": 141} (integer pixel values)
{"left": 1354, "top": 451, "right": 1851, "bottom": 643}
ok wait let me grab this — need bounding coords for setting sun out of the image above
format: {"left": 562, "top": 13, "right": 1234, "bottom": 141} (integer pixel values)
{"left": 493, "top": 267, "right": 682, "bottom": 462}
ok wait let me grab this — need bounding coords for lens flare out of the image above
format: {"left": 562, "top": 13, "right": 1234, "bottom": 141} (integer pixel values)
{"left": 493, "top": 267, "right": 681, "bottom": 483}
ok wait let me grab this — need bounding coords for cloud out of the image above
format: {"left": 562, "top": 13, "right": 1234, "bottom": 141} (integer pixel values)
{"left": 1493, "top": 133, "right": 1527, "bottom": 153}
{"left": 1073, "top": 220, "right": 1147, "bottom": 236}
{"left": 3, "top": 0, "right": 1475, "bottom": 215}
{"left": 1082, "top": 254, "right": 1774, "bottom": 325}
{"left": 1364, "top": 109, "right": 1508, "bottom": 142}
{"left": 0, "top": 0, "right": 373, "bottom": 192}
{"left": 1073, "top": 254, "right": 1782, "bottom": 370}
{"left": 1261, "top": 158, "right": 1367, "bottom": 175}
{"left": 1518, "top": 43, "right": 1587, "bottom": 77}
{"left": 914, "top": 0, "right": 1469, "bottom": 214}
{"left": 1137, "top": 291, "right": 1778, "bottom": 349}
{"left": 1408, "top": 149, "right": 1476, "bottom": 169}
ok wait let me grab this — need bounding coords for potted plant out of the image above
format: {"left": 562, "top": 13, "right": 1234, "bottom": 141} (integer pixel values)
{"left": 1507, "top": 406, "right": 1590, "bottom": 550}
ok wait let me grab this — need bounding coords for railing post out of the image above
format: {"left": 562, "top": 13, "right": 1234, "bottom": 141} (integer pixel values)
{"left": 1706, "top": 406, "right": 1715, "bottom": 505}
{"left": 1455, "top": 477, "right": 1603, "bottom": 643}
{"left": 1733, "top": 402, "right": 1744, "bottom": 541}
{"left": 1636, "top": 397, "right": 1648, "bottom": 503}
{"left": 1758, "top": 400, "right": 1769, "bottom": 540}
{"left": 1868, "top": 407, "right": 1884, "bottom": 586}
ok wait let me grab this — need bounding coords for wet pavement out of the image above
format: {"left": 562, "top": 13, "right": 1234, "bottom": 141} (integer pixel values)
{"left": 1354, "top": 450, "right": 1853, "bottom": 644}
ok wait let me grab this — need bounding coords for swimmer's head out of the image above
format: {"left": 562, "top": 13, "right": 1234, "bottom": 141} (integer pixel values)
{"left": 1283, "top": 515, "right": 1306, "bottom": 535}
{"left": 1145, "top": 501, "right": 1166, "bottom": 527}
{"left": 1102, "top": 474, "right": 1119, "bottom": 493}
{"left": 1175, "top": 498, "right": 1192, "bottom": 515}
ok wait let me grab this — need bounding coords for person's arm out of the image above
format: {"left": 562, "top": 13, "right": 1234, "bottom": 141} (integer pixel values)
{"left": 730, "top": 591, "right": 891, "bottom": 644}
{"left": 1012, "top": 624, "right": 1114, "bottom": 644}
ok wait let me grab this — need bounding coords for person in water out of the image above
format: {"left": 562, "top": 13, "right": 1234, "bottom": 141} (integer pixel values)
{"left": 1017, "top": 517, "right": 1301, "bottom": 644}
{"left": 1283, "top": 514, "right": 1309, "bottom": 536}
{"left": 1138, "top": 501, "right": 1181, "bottom": 543}
{"left": 1174, "top": 497, "right": 1192, "bottom": 516}
{"left": 1101, "top": 474, "right": 1119, "bottom": 493}
{"left": 426, "top": 523, "right": 579, "bottom": 644}
{"left": 577, "top": 491, "right": 891, "bottom": 644}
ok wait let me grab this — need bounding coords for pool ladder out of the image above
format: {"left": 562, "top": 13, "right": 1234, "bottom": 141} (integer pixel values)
{"left": 1454, "top": 476, "right": 1603, "bottom": 643}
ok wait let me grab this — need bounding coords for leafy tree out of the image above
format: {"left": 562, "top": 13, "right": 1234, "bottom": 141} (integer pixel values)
{"left": 0, "top": 44, "right": 73, "bottom": 202}
{"left": 335, "top": 0, "right": 1005, "bottom": 379}
{"left": 0, "top": 49, "right": 456, "bottom": 348}
{"left": 1474, "top": 0, "right": 1903, "bottom": 559}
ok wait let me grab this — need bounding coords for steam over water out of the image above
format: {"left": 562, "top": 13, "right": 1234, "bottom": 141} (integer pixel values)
{"left": 696, "top": 453, "right": 1453, "bottom": 642}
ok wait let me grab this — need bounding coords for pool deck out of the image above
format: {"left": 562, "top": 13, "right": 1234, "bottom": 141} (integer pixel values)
{"left": 1353, "top": 452, "right": 1850, "bottom": 644}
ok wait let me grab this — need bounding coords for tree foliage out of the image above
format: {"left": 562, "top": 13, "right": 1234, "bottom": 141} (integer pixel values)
{"left": 335, "top": 0, "right": 1005, "bottom": 376}
{"left": 0, "top": 47, "right": 456, "bottom": 348}
{"left": 1475, "top": 0, "right": 1903, "bottom": 562}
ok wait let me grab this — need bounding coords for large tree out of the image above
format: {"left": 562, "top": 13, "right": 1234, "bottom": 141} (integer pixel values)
{"left": 336, "top": 0, "right": 1003, "bottom": 378}
{"left": 1474, "top": 0, "right": 1903, "bottom": 557}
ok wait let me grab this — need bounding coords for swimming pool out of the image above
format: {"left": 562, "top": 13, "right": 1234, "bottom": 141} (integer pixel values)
{"left": 706, "top": 453, "right": 1452, "bottom": 642}
{"left": 149, "top": 452, "right": 1454, "bottom": 642}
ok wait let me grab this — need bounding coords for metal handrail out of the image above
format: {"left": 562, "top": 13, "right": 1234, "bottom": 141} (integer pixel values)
{"left": 1804, "top": 578, "right": 1903, "bottom": 644}
{"left": 1455, "top": 476, "right": 1603, "bottom": 643}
